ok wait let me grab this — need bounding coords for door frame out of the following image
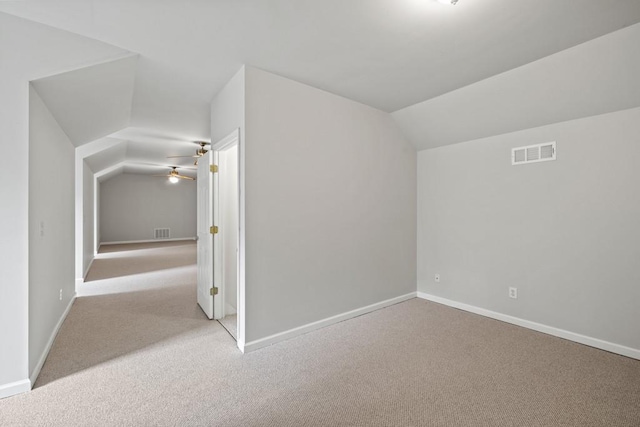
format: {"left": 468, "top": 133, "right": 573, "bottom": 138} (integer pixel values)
{"left": 211, "top": 128, "right": 245, "bottom": 351}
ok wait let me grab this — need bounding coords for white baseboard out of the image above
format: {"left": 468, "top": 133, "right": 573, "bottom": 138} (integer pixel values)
{"left": 100, "top": 237, "right": 196, "bottom": 246}
{"left": 29, "top": 293, "right": 77, "bottom": 385}
{"left": 0, "top": 379, "right": 31, "bottom": 400}
{"left": 244, "top": 292, "right": 417, "bottom": 353}
{"left": 417, "top": 292, "right": 640, "bottom": 360}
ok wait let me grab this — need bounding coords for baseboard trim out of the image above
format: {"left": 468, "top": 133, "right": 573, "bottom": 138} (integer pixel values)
{"left": 100, "top": 237, "right": 196, "bottom": 246}
{"left": 29, "top": 293, "right": 76, "bottom": 385}
{"left": 0, "top": 379, "right": 31, "bottom": 400}
{"left": 417, "top": 292, "right": 640, "bottom": 360}
{"left": 244, "top": 292, "right": 417, "bottom": 353}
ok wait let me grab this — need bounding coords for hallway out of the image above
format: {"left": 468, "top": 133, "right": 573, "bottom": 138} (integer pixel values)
{"left": 39, "top": 241, "right": 221, "bottom": 388}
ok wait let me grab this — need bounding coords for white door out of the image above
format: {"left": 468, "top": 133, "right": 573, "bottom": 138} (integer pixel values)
{"left": 212, "top": 150, "right": 223, "bottom": 319}
{"left": 196, "top": 151, "right": 218, "bottom": 319}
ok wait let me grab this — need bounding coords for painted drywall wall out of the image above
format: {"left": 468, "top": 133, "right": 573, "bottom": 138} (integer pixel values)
{"left": 211, "top": 66, "right": 245, "bottom": 145}
{"left": 83, "top": 161, "right": 95, "bottom": 276}
{"left": 100, "top": 173, "right": 196, "bottom": 243}
{"left": 96, "top": 180, "right": 101, "bottom": 251}
{"left": 28, "top": 87, "right": 77, "bottom": 377}
{"left": 0, "top": 12, "right": 129, "bottom": 397}
{"left": 393, "top": 23, "right": 640, "bottom": 150}
{"left": 244, "top": 67, "right": 417, "bottom": 342}
{"left": 221, "top": 145, "right": 239, "bottom": 313}
{"left": 417, "top": 107, "right": 640, "bottom": 351}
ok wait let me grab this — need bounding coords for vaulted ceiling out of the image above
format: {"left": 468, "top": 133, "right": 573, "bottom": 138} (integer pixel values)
{"left": 3, "top": 0, "right": 640, "bottom": 177}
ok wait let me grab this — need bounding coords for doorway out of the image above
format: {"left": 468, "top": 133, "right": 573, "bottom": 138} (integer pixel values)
{"left": 196, "top": 129, "right": 243, "bottom": 347}
{"left": 216, "top": 141, "right": 239, "bottom": 339}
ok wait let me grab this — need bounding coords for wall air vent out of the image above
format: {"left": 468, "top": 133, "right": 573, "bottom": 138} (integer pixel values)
{"left": 512, "top": 142, "right": 556, "bottom": 165}
{"left": 154, "top": 228, "right": 170, "bottom": 239}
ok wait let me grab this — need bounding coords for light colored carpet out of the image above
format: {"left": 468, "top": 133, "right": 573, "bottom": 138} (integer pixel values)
{"left": 1, "top": 243, "right": 639, "bottom": 426}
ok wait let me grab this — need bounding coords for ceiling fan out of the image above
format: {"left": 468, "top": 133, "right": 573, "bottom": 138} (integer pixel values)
{"left": 153, "top": 167, "right": 195, "bottom": 183}
{"left": 167, "top": 141, "right": 210, "bottom": 165}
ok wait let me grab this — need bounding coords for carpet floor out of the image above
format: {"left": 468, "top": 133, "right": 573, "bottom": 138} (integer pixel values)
{"left": 1, "top": 242, "right": 639, "bottom": 426}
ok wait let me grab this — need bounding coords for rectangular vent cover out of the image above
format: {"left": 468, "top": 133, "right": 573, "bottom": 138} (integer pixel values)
{"left": 154, "top": 228, "right": 170, "bottom": 239}
{"left": 512, "top": 142, "right": 556, "bottom": 165}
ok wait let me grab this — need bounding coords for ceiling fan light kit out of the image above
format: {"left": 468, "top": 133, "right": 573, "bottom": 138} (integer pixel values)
{"left": 152, "top": 166, "right": 196, "bottom": 183}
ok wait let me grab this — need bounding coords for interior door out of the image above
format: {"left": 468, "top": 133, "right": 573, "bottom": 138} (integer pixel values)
{"left": 197, "top": 151, "right": 215, "bottom": 319}
{"left": 212, "top": 150, "right": 223, "bottom": 319}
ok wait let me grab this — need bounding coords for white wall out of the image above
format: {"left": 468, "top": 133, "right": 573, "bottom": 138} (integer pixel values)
{"left": 82, "top": 161, "right": 95, "bottom": 276}
{"left": 221, "top": 145, "right": 239, "bottom": 313}
{"left": 0, "top": 12, "right": 128, "bottom": 398}
{"left": 93, "top": 180, "right": 102, "bottom": 252}
{"left": 243, "top": 67, "right": 417, "bottom": 343}
{"left": 417, "top": 107, "right": 640, "bottom": 353}
{"left": 96, "top": 179, "right": 101, "bottom": 251}
{"left": 100, "top": 173, "right": 197, "bottom": 243}
{"left": 211, "top": 67, "right": 245, "bottom": 145}
{"left": 28, "top": 87, "right": 77, "bottom": 378}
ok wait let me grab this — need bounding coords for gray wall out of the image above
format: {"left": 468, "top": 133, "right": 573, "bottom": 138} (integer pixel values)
{"left": 28, "top": 87, "right": 76, "bottom": 377}
{"left": 417, "top": 107, "right": 640, "bottom": 351}
{"left": 82, "top": 161, "right": 94, "bottom": 276}
{"left": 221, "top": 145, "right": 239, "bottom": 312}
{"left": 0, "top": 12, "right": 125, "bottom": 396}
{"left": 96, "top": 180, "right": 101, "bottom": 247}
{"left": 211, "top": 66, "right": 245, "bottom": 145}
{"left": 100, "top": 173, "right": 196, "bottom": 243}
{"left": 244, "top": 67, "right": 417, "bottom": 342}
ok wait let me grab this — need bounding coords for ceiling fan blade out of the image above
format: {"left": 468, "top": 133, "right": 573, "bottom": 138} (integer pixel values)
{"left": 176, "top": 175, "right": 196, "bottom": 180}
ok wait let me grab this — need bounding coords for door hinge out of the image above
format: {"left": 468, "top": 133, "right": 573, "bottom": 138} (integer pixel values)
{"left": 210, "top": 164, "right": 218, "bottom": 173}
{"left": 209, "top": 225, "right": 218, "bottom": 234}
{"left": 210, "top": 287, "right": 218, "bottom": 296}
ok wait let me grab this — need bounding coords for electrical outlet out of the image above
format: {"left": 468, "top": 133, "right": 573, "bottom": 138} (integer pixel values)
{"left": 509, "top": 287, "right": 517, "bottom": 299}
{"left": 59, "top": 289, "right": 63, "bottom": 301}
{"left": 434, "top": 274, "right": 440, "bottom": 283}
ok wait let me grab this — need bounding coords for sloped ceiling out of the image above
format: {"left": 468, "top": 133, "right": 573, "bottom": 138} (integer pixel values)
{"left": 393, "top": 23, "right": 640, "bottom": 150}
{"left": 31, "top": 55, "right": 137, "bottom": 147}
{"left": 3, "top": 0, "right": 640, "bottom": 112}
{"left": 4, "top": 0, "right": 640, "bottom": 158}
{"left": 84, "top": 140, "right": 128, "bottom": 173}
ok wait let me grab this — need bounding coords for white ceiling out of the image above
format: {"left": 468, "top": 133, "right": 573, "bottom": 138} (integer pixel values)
{"left": 394, "top": 23, "right": 640, "bottom": 150}
{"left": 4, "top": 0, "right": 640, "bottom": 176}
{"left": 32, "top": 55, "right": 137, "bottom": 146}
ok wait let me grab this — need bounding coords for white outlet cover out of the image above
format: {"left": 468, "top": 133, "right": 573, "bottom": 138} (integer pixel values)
{"left": 435, "top": 274, "right": 440, "bottom": 283}
{"left": 509, "top": 287, "right": 517, "bottom": 299}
